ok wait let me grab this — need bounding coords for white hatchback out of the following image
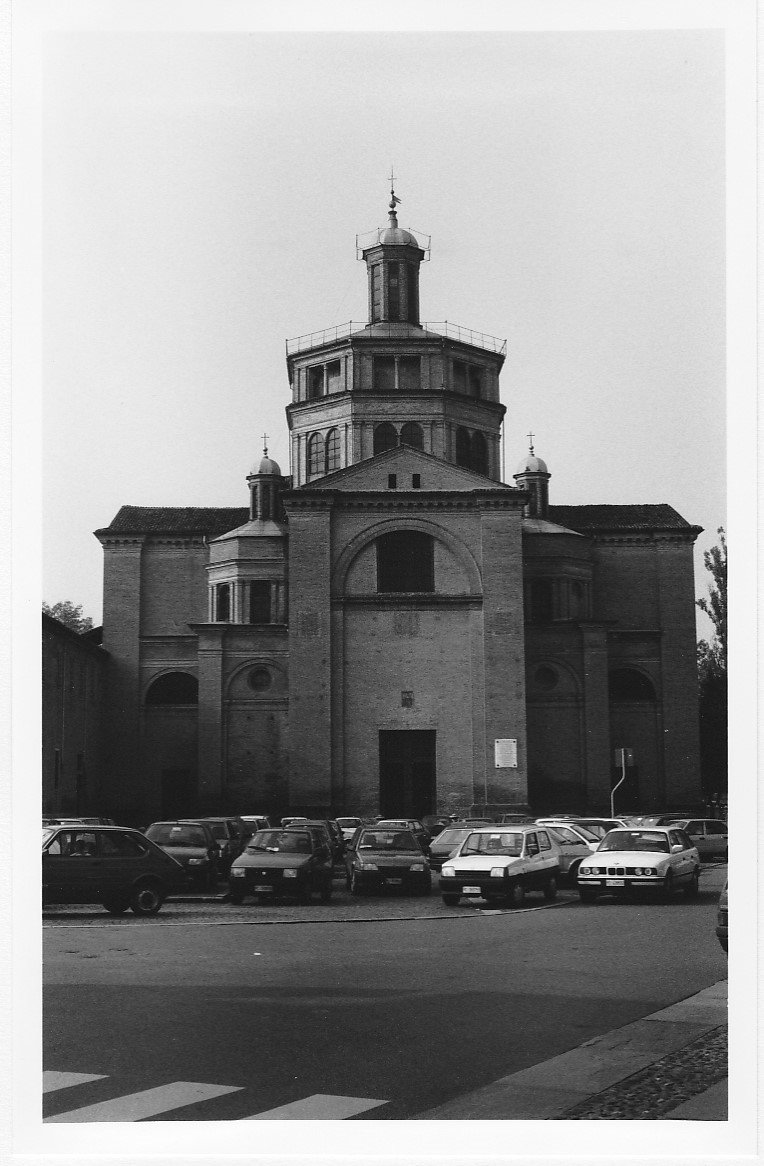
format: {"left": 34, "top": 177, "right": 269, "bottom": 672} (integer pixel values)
{"left": 577, "top": 826, "right": 700, "bottom": 902}
{"left": 439, "top": 825, "right": 561, "bottom": 907}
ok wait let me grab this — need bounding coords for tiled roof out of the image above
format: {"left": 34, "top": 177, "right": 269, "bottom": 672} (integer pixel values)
{"left": 96, "top": 506, "right": 249, "bottom": 536}
{"left": 548, "top": 504, "right": 701, "bottom": 533}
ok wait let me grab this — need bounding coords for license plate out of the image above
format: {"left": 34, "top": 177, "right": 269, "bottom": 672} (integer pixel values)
{"left": 385, "top": 878, "right": 403, "bottom": 886}
{"left": 606, "top": 879, "right": 625, "bottom": 887}
{"left": 463, "top": 886, "right": 481, "bottom": 895}
{"left": 254, "top": 885, "right": 273, "bottom": 893}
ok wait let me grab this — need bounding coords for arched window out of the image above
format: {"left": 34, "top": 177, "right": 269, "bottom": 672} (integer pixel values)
{"left": 471, "top": 431, "right": 488, "bottom": 475}
{"left": 307, "top": 432, "right": 324, "bottom": 479}
{"left": 377, "top": 530, "right": 434, "bottom": 593}
{"left": 374, "top": 423, "right": 398, "bottom": 454}
{"left": 145, "top": 672, "right": 198, "bottom": 705}
{"left": 325, "top": 428, "right": 341, "bottom": 473}
{"left": 400, "top": 422, "right": 424, "bottom": 450}
{"left": 609, "top": 669, "right": 656, "bottom": 702}
{"left": 455, "top": 427, "right": 471, "bottom": 468}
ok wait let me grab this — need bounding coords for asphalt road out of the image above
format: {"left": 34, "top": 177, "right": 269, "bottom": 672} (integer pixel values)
{"left": 43, "top": 867, "right": 727, "bottom": 1122}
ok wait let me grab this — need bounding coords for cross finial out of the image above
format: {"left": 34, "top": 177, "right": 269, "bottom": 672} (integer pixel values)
{"left": 262, "top": 432, "right": 269, "bottom": 457}
{"left": 388, "top": 165, "right": 401, "bottom": 215}
{"left": 527, "top": 431, "right": 535, "bottom": 455}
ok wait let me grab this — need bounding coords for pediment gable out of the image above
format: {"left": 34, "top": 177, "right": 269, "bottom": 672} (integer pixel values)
{"left": 298, "top": 447, "right": 519, "bottom": 494}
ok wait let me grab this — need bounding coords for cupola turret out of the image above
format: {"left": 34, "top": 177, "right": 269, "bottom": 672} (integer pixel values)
{"left": 359, "top": 178, "right": 427, "bottom": 325}
{"left": 513, "top": 435, "right": 551, "bottom": 518}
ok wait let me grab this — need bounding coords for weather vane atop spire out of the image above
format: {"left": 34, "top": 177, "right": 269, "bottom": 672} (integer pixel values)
{"left": 388, "top": 165, "right": 401, "bottom": 216}
{"left": 527, "top": 431, "right": 535, "bottom": 456}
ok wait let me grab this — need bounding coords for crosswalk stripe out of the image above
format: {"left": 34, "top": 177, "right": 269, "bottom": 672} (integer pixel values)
{"left": 243, "top": 1094, "right": 388, "bottom": 1119}
{"left": 43, "top": 1071, "right": 107, "bottom": 1094}
{"left": 44, "top": 1081, "right": 242, "bottom": 1122}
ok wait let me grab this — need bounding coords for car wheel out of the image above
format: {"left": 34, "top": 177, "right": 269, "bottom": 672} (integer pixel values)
{"left": 102, "top": 899, "right": 129, "bottom": 915}
{"left": 130, "top": 883, "right": 164, "bottom": 916}
{"left": 508, "top": 882, "right": 525, "bottom": 907}
{"left": 684, "top": 869, "right": 700, "bottom": 899}
{"left": 442, "top": 893, "right": 460, "bottom": 906}
{"left": 579, "top": 889, "right": 598, "bottom": 904}
{"left": 662, "top": 871, "right": 675, "bottom": 901}
{"left": 543, "top": 876, "right": 558, "bottom": 901}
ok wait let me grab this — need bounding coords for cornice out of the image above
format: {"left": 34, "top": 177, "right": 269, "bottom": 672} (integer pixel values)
{"left": 332, "top": 594, "right": 482, "bottom": 609}
{"left": 284, "top": 492, "right": 524, "bottom": 513}
{"left": 591, "top": 531, "right": 701, "bottom": 546}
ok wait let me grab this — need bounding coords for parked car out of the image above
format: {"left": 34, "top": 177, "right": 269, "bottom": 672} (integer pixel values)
{"left": 498, "top": 813, "right": 535, "bottom": 825}
{"left": 536, "top": 819, "right": 601, "bottom": 848}
{"left": 227, "top": 828, "right": 334, "bottom": 904}
{"left": 662, "top": 819, "right": 728, "bottom": 862}
{"left": 336, "top": 816, "right": 363, "bottom": 842}
{"left": 239, "top": 814, "right": 271, "bottom": 835}
{"left": 345, "top": 827, "right": 431, "bottom": 895}
{"left": 716, "top": 881, "right": 728, "bottom": 951}
{"left": 42, "top": 824, "right": 187, "bottom": 915}
{"left": 375, "top": 818, "right": 431, "bottom": 853}
{"left": 427, "top": 826, "right": 475, "bottom": 872}
{"left": 564, "top": 817, "right": 628, "bottom": 840}
{"left": 281, "top": 816, "right": 308, "bottom": 827}
{"left": 576, "top": 826, "right": 700, "bottom": 902}
{"left": 284, "top": 819, "right": 345, "bottom": 864}
{"left": 421, "top": 814, "right": 452, "bottom": 839}
{"left": 439, "top": 824, "right": 561, "bottom": 907}
{"left": 545, "top": 824, "right": 598, "bottom": 884}
{"left": 194, "top": 817, "right": 247, "bottom": 874}
{"left": 143, "top": 821, "right": 220, "bottom": 890}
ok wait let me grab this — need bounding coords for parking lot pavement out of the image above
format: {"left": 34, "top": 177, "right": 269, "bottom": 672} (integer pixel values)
{"left": 418, "top": 981, "right": 728, "bottom": 1120}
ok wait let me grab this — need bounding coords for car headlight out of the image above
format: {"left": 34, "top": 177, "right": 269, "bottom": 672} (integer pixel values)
{"left": 634, "top": 867, "right": 656, "bottom": 876}
{"left": 410, "top": 863, "right": 424, "bottom": 872}
{"left": 579, "top": 866, "right": 591, "bottom": 876}
{"left": 188, "top": 857, "right": 206, "bottom": 865}
{"left": 441, "top": 866, "right": 455, "bottom": 878}
{"left": 230, "top": 868, "right": 245, "bottom": 877}
{"left": 283, "top": 869, "right": 298, "bottom": 878}
{"left": 359, "top": 862, "right": 378, "bottom": 871}
{"left": 490, "top": 867, "right": 506, "bottom": 879}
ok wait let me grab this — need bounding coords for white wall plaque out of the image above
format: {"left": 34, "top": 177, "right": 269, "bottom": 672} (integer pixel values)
{"left": 494, "top": 738, "right": 518, "bottom": 768}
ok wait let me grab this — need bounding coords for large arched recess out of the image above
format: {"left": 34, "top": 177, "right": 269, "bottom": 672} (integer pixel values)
{"left": 142, "top": 670, "right": 198, "bottom": 818}
{"left": 331, "top": 517, "right": 483, "bottom": 598}
{"left": 525, "top": 659, "right": 585, "bottom": 813}
{"left": 608, "top": 666, "right": 660, "bottom": 812}
{"left": 224, "top": 659, "right": 289, "bottom": 817}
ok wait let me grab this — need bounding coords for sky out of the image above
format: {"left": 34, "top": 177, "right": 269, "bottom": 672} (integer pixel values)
{"left": 39, "top": 24, "right": 728, "bottom": 630}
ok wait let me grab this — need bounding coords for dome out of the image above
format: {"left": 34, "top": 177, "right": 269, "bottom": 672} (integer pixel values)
{"left": 251, "top": 454, "right": 281, "bottom": 477}
{"left": 378, "top": 225, "right": 420, "bottom": 247}
{"left": 515, "top": 453, "right": 548, "bottom": 476}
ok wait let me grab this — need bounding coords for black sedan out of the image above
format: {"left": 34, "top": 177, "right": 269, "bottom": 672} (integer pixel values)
{"left": 346, "top": 827, "right": 432, "bottom": 895}
{"left": 42, "top": 824, "right": 187, "bottom": 915}
{"left": 227, "top": 829, "right": 334, "bottom": 905}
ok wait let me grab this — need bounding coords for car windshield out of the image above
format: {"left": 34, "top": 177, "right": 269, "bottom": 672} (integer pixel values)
{"left": 246, "top": 829, "right": 284, "bottom": 852}
{"left": 146, "top": 824, "right": 207, "bottom": 847}
{"left": 432, "top": 828, "right": 470, "bottom": 848}
{"left": 598, "top": 830, "right": 670, "bottom": 853}
{"left": 358, "top": 830, "right": 418, "bottom": 851}
{"left": 461, "top": 831, "right": 523, "bottom": 857}
{"left": 549, "top": 826, "right": 588, "bottom": 845}
{"left": 42, "top": 828, "right": 55, "bottom": 845}
{"left": 271, "top": 832, "right": 312, "bottom": 854}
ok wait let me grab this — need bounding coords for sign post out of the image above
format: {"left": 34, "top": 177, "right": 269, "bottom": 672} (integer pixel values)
{"left": 611, "top": 747, "right": 634, "bottom": 817}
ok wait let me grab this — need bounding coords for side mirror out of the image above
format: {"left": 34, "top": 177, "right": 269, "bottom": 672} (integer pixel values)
{"left": 671, "top": 844, "right": 684, "bottom": 853}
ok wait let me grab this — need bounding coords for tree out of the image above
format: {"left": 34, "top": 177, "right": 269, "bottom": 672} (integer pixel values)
{"left": 42, "top": 600, "right": 94, "bottom": 634}
{"left": 696, "top": 528, "right": 727, "bottom": 800}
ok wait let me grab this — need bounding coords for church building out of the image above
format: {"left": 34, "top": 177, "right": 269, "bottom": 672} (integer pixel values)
{"left": 94, "top": 191, "right": 703, "bottom": 826}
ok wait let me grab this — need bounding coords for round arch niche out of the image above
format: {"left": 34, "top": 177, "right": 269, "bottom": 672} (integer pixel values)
{"left": 145, "top": 672, "right": 198, "bottom": 705}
